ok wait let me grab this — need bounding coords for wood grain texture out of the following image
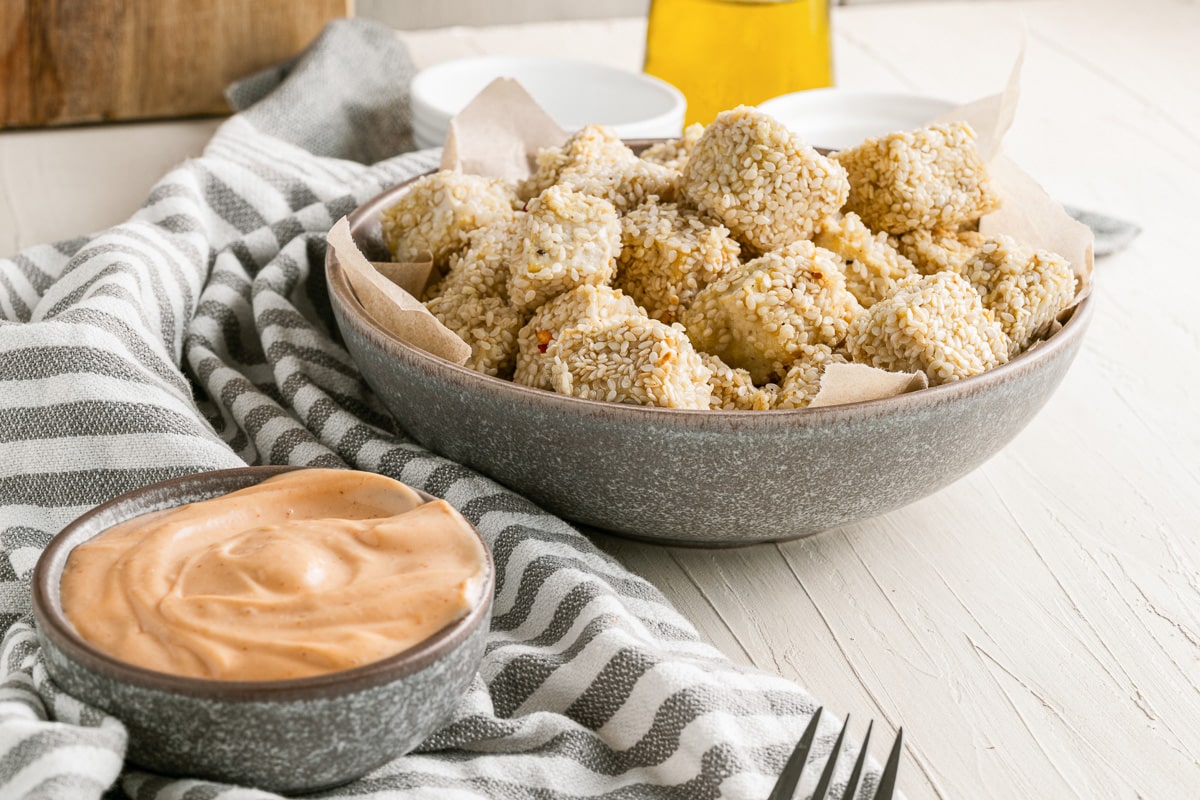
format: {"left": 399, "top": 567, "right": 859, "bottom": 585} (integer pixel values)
{"left": 0, "top": 0, "right": 349, "bottom": 128}
{"left": 0, "top": 1, "right": 32, "bottom": 125}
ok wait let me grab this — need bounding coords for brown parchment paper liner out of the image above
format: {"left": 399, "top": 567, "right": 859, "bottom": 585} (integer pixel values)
{"left": 372, "top": 255, "right": 437, "bottom": 298}
{"left": 329, "top": 56, "right": 1093, "bottom": 408}
{"left": 328, "top": 217, "right": 470, "bottom": 365}
{"left": 931, "top": 40, "right": 1094, "bottom": 299}
{"left": 441, "top": 78, "right": 568, "bottom": 179}
{"left": 810, "top": 364, "right": 929, "bottom": 408}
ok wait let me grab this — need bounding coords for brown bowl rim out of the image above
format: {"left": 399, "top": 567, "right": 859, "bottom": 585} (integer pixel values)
{"left": 31, "top": 465, "right": 496, "bottom": 701}
{"left": 324, "top": 141, "right": 1095, "bottom": 422}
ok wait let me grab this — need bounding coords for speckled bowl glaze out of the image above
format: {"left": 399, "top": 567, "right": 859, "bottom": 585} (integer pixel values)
{"left": 32, "top": 466, "right": 494, "bottom": 793}
{"left": 327, "top": 153, "right": 1093, "bottom": 546}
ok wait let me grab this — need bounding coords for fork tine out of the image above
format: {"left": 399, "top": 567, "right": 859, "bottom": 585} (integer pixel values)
{"left": 840, "top": 719, "right": 873, "bottom": 800}
{"left": 766, "top": 707, "right": 824, "bottom": 800}
{"left": 873, "top": 727, "right": 904, "bottom": 800}
{"left": 810, "top": 714, "right": 850, "bottom": 800}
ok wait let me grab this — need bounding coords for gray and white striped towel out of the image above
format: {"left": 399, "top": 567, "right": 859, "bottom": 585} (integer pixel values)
{"left": 0, "top": 19, "right": 886, "bottom": 800}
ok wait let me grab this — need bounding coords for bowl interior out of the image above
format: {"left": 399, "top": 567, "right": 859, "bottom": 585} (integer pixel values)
{"left": 322, "top": 147, "right": 1093, "bottom": 544}
{"left": 32, "top": 465, "right": 495, "bottom": 700}
{"left": 327, "top": 154, "right": 1092, "bottom": 422}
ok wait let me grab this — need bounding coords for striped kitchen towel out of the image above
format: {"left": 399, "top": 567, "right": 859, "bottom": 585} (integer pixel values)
{"left": 0, "top": 18, "right": 886, "bottom": 800}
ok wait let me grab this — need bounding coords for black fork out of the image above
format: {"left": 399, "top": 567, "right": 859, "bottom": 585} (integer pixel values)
{"left": 767, "top": 708, "right": 904, "bottom": 800}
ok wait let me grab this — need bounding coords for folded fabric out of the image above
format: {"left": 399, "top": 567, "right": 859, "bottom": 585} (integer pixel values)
{"left": 0, "top": 19, "right": 883, "bottom": 800}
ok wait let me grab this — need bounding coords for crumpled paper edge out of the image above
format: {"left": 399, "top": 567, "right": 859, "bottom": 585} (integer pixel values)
{"left": 440, "top": 77, "right": 567, "bottom": 179}
{"left": 327, "top": 217, "right": 470, "bottom": 365}
{"left": 811, "top": 364, "right": 929, "bottom": 408}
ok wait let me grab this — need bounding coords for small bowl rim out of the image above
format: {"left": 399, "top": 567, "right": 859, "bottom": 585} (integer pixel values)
{"left": 755, "top": 89, "right": 960, "bottom": 152}
{"left": 756, "top": 87, "right": 957, "bottom": 117}
{"left": 324, "top": 148, "right": 1095, "bottom": 425}
{"left": 410, "top": 55, "right": 687, "bottom": 133}
{"left": 31, "top": 465, "right": 496, "bottom": 701}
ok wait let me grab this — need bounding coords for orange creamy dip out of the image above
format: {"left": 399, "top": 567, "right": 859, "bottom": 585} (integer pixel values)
{"left": 60, "top": 470, "right": 488, "bottom": 682}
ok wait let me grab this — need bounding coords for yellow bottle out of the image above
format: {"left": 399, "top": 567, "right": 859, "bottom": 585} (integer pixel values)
{"left": 644, "top": 0, "right": 833, "bottom": 127}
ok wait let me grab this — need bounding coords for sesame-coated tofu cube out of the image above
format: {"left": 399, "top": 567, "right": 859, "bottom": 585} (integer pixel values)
{"left": 616, "top": 203, "right": 741, "bottom": 324}
{"left": 834, "top": 122, "right": 1000, "bottom": 235}
{"left": 518, "top": 125, "right": 638, "bottom": 202}
{"left": 773, "top": 344, "right": 849, "bottom": 409}
{"left": 703, "top": 353, "right": 777, "bottom": 410}
{"left": 514, "top": 285, "right": 645, "bottom": 390}
{"left": 380, "top": 170, "right": 517, "bottom": 265}
{"left": 425, "top": 291, "right": 523, "bottom": 378}
{"left": 639, "top": 123, "right": 705, "bottom": 171}
{"left": 682, "top": 106, "right": 850, "bottom": 253}
{"left": 424, "top": 217, "right": 521, "bottom": 302}
{"left": 815, "top": 212, "right": 918, "bottom": 308}
{"left": 962, "top": 235, "right": 1077, "bottom": 356}
{"left": 681, "top": 240, "right": 862, "bottom": 384}
{"left": 844, "top": 271, "right": 1010, "bottom": 385}
{"left": 891, "top": 228, "right": 987, "bottom": 275}
{"left": 507, "top": 185, "right": 622, "bottom": 314}
{"left": 560, "top": 159, "right": 681, "bottom": 213}
{"left": 549, "top": 316, "right": 713, "bottom": 409}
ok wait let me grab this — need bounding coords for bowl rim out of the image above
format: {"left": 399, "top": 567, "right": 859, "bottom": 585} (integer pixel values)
{"left": 410, "top": 55, "right": 687, "bottom": 132}
{"left": 31, "top": 465, "right": 496, "bottom": 701}
{"left": 324, "top": 146, "right": 1095, "bottom": 424}
{"left": 756, "top": 87, "right": 957, "bottom": 116}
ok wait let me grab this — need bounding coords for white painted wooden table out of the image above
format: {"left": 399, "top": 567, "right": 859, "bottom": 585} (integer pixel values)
{"left": 3, "top": 1, "right": 1198, "bottom": 797}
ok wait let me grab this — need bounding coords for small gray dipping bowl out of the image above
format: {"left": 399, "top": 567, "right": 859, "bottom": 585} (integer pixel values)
{"left": 32, "top": 465, "right": 494, "bottom": 794}
{"left": 327, "top": 145, "right": 1093, "bottom": 546}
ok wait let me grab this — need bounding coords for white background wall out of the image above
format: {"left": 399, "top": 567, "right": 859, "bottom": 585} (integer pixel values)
{"left": 355, "top": 0, "right": 650, "bottom": 30}
{"left": 354, "top": 0, "right": 961, "bottom": 30}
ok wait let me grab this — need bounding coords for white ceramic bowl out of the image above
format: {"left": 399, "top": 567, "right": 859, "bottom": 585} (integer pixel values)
{"left": 756, "top": 88, "right": 956, "bottom": 150}
{"left": 410, "top": 56, "right": 686, "bottom": 150}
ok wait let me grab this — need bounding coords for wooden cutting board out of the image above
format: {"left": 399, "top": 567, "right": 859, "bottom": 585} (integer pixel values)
{"left": 0, "top": 0, "right": 350, "bottom": 128}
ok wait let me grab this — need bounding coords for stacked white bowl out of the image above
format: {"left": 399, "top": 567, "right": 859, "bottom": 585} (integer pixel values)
{"left": 410, "top": 56, "right": 687, "bottom": 150}
{"left": 756, "top": 88, "right": 956, "bottom": 150}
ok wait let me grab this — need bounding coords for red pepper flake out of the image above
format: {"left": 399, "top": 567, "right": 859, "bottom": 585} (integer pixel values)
{"left": 536, "top": 329, "right": 552, "bottom": 353}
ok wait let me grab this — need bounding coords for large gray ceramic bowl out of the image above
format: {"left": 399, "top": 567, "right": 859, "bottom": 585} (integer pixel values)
{"left": 327, "top": 158, "right": 1093, "bottom": 546}
{"left": 32, "top": 466, "right": 494, "bottom": 793}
